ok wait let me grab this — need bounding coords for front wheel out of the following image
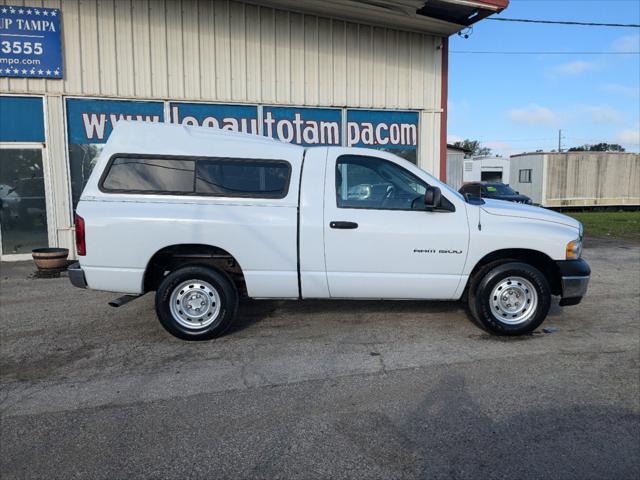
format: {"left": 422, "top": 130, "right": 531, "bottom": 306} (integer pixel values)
{"left": 155, "top": 265, "right": 238, "bottom": 340}
{"left": 469, "top": 262, "right": 551, "bottom": 335}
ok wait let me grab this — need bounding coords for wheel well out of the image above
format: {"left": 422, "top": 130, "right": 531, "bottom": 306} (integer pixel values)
{"left": 143, "top": 244, "right": 247, "bottom": 295}
{"left": 467, "top": 249, "right": 561, "bottom": 296}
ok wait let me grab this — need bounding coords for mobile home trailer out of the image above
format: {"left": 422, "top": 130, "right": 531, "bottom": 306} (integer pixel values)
{"left": 509, "top": 152, "right": 640, "bottom": 208}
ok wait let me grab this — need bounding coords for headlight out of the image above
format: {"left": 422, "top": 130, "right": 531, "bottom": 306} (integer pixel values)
{"left": 566, "top": 238, "right": 582, "bottom": 260}
{"left": 578, "top": 222, "right": 584, "bottom": 239}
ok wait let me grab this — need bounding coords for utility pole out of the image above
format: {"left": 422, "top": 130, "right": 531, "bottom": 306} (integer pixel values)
{"left": 558, "top": 129, "right": 563, "bottom": 152}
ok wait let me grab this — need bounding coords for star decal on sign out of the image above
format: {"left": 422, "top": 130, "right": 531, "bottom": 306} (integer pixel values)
{"left": 0, "top": 7, "right": 62, "bottom": 79}
{"left": 0, "top": 6, "right": 61, "bottom": 16}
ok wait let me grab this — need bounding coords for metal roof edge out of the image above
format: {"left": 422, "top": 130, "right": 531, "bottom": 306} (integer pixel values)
{"left": 510, "top": 151, "right": 639, "bottom": 158}
{"left": 248, "top": 0, "right": 465, "bottom": 35}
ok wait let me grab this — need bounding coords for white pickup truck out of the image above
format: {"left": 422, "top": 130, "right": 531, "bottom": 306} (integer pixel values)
{"left": 69, "top": 122, "right": 590, "bottom": 340}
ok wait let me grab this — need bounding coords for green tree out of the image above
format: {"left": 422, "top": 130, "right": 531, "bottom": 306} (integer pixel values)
{"left": 452, "top": 139, "right": 492, "bottom": 158}
{"left": 567, "top": 143, "right": 626, "bottom": 152}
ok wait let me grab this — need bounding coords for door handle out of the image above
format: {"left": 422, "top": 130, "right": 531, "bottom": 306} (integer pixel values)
{"left": 330, "top": 221, "right": 358, "bottom": 229}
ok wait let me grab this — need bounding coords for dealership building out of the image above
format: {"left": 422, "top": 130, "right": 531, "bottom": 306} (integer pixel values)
{"left": 0, "top": 0, "right": 507, "bottom": 260}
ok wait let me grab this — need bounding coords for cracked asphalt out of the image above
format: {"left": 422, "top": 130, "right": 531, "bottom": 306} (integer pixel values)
{"left": 1, "top": 238, "right": 639, "bottom": 479}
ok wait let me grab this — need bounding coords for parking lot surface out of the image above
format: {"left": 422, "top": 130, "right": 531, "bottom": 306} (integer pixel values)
{"left": 1, "top": 238, "right": 639, "bottom": 479}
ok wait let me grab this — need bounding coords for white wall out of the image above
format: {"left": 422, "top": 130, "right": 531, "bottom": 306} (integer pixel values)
{"left": 1, "top": 0, "right": 442, "bottom": 111}
{"left": 477, "top": 157, "right": 511, "bottom": 184}
{"left": 446, "top": 149, "right": 465, "bottom": 190}
{"left": 509, "top": 154, "right": 545, "bottom": 205}
{"left": 0, "top": 0, "right": 444, "bottom": 173}
{"left": 545, "top": 152, "right": 640, "bottom": 207}
{"left": 1, "top": 0, "right": 447, "bottom": 256}
{"left": 510, "top": 152, "right": 640, "bottom": 207}
{"left": 462, "top": 157, "right": 510, "bottom": 184}
{"left": 462, "top": 159, "right": 480, "bottom": 183}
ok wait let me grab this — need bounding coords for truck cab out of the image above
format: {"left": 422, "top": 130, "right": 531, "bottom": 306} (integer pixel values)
{"left": 69, "top": 122, "right": 590, "bottom": 340}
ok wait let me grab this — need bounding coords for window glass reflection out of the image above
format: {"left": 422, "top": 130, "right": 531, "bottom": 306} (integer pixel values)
{"left": 68, "top": 143, "right": 104, "bottom": 209}
{"left": 102, "top": 158, "right": 195, "bottom": 192}
{"left": 196, "top": 160, "right": 289, "bottom": 197}
{"left": 336, "top": 155, "right": 426, "bottom": 210}
{"left": 0, "top": 149, "right": 48, "bottom": 254}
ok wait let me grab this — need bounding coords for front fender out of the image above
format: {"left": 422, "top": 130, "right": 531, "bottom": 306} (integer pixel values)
{"left": 463, "top": 212, "right": 578, "bottom": 276}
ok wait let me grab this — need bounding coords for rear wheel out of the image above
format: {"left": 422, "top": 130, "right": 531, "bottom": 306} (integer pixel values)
{"left": 155, "top": 265, "right": 238, "bottom": 340}
{"left": 469, "top": 262, "right": 551, "bottom": 335}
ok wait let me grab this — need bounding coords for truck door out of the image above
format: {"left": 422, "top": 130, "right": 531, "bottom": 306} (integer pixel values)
{"left": 323, "top": 150, "right": 469, "bottom": 299}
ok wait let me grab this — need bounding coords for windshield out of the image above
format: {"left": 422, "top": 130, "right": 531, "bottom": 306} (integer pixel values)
{"left": 485, "top": 184, "right": 517, "bottom": 195}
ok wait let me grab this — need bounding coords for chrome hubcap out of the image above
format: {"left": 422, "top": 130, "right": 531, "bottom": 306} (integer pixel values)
{"left": 489, "top": 276, "right": 538, "bottom": 325}
{"left": 169, "top": 279, "right": 221, "bottom": 330}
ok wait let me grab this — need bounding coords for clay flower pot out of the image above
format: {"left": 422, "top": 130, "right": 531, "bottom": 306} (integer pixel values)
{"left": 32, "top": 248, "right": 70, "bottom": 275}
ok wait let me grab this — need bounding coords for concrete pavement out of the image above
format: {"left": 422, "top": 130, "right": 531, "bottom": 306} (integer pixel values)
{"left": 1, "top": 238, "right": 639, "bottom": 479}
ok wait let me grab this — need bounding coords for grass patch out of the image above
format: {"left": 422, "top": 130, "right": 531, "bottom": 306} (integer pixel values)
{"left": 565, "top": 211, "right": 640, "bottom": 241}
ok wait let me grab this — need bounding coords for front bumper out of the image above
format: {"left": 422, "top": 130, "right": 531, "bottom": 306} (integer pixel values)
{"left": 68, "top": 262, "right": 87, "bottom": 289}
{"left": 555, "top": 258, "right": 590, "bottom": 306}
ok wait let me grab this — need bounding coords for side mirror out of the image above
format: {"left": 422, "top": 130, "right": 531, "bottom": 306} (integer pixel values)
{"left": 424, "top": 186, "right": 442, "bottom": 211}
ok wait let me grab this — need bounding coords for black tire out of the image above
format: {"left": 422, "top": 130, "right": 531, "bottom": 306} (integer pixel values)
{"left": 469, "top": 262, "right": 551, "bottom": 336}
{"left": 155, "top": 265, "right": 238, "bottom": 340}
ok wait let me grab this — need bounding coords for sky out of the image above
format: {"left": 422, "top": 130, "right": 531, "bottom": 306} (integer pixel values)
{"left": 447, "top": 0, "right": 640, "bottom": 157}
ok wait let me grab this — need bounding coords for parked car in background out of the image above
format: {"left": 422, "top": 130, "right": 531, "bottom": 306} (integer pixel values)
{"left": 460, "top": 182, "right": 532, "bottom": 204}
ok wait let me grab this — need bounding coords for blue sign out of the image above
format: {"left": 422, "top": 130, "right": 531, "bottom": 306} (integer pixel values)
{"left": 169, "top": 102, "right": 259, "bottom": 134}
{"left": 66, "top": 98, "right": 165, "bottom": 144}
{"left": 0, "top": 95, "right": 44, "bottom": 141}
{"left": 263, "top": 106, "right": 342, "bottom": 146}
{"left": 0, "top": 5, "right": 62, "bottom": 78}
{"left": 347, "top": 110, "right": 419, "bottom": 149}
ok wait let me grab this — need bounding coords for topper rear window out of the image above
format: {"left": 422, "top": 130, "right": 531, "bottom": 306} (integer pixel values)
{"left": 100, "top": 155, "right": 291, "bottom": 198}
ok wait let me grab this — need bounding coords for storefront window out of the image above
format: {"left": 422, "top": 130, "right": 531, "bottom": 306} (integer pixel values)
{"left": 65, "top": 98, "right": 165, "bottom": 208}
{"left": 0, "top": 148, "right": 48, "bottom": 254}
{"left": 262, "top": 106, "right": 342, "bottom": 146}
{"left": 346, "top": 110, "right": 419, "bottom": 164}
{"left": 0, "top": 96, "right": 48, "bottom": 256}
{"left": 68, "top": 144, "right": 104, "bottom": 208}
{"left": 63, "top": 100, "right": 423, "bottom": 210}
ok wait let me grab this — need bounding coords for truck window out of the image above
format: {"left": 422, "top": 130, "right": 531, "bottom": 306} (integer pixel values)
{"left": 196, "top": 159, "right": 290, "bottom": 198}
{"left": 336, "top": 155, "right": 426, "bottom": 210}
{"left": 101, "top": 157, "right": 195, "bottom": 193}
{"left": 100, "top": 156, "right": 291, "bottom": 198}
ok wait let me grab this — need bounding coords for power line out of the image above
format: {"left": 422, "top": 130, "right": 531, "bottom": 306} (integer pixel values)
{"left": 489, "top": 138, "right": 560, "bottom": 143}
{"left": 450, "top": 50, "right": 640, "bottom": 54}
{"left": 487, "top": 17, "right": 640, "bottom": 28}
